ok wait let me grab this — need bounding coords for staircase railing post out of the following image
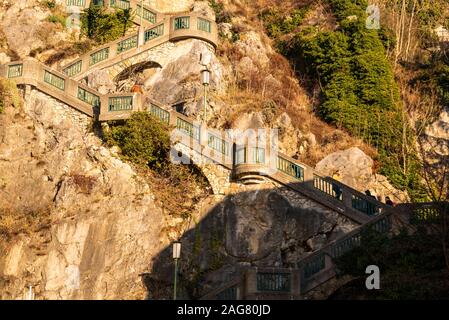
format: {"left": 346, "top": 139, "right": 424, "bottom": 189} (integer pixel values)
{"left": 244, "top": 268, "right": 257, "bottom": 299}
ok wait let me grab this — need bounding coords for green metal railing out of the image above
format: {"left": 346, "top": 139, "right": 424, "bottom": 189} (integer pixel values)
{"left": 78, "top": 87, "right": 100, "bottom": 107}
{"left": 371, "top": 216, "right": 391, "bottom": 233}
{"left": 144, "top": 24, "right": 164, "bottom": 42}
{"left": 251, "top": 147, "right": 265, "bottom": 164}
{"left": 150, "top": 103, "right": 170, "bottom": 123}
{"left": 66, "top": 0, "right": 85, "bottom": 5}
{"left": 117, "top": 36, "right": 138, "bottom": 54}
{"left": 197, "top": 18, "right": 211, "bottom": 33}
{"left": 108, "top": 96, "right": 133, "bottom": 112}
{"left": 330, "top": 234, "right": 362, "bottom": 259}
{"left": 174, "top": 16, "right": 190, "bottom": 30}
{"left": 351, "top": 195, "right": 379, "bottom": 216}
{"left": 92, "top": 0, "right": 104, "bottom": 6}
{"left": 410, "top": 206, "right": 440, "bottom": 224}
{"left": 216, "top": 286, "right": 237, "bottom": 300}
{"left": 256, "top": 273, "right": 291, "bottom": 292}
{"left": 44, "top": 70, "right": 65, "bottom": 90}
{"left": 90, "top": 48, "right": 109, "bottom": 66}
{"left": 302, "top": 253, "right": 325, "bottom": 279}
{"left": 208, "top": 133, "right": 229, "bottom": 155}
{"left": 277, "top": 157, "right": 304, "bottom": 181}
{"left": 176, "top": 117, "right": 200, "bottom": 141}
{"left": 64, "top": 60, "right": 82, "bottom": 77}
{"left": 313, "top": 175, "right": 343, "bottom": 201}
{"left": 235, "top": 147, "right": 246, "bottom": 165}
{"left": 137, "top": 4, "right": 156, "bottom": 23}
{"left": 7, "top": 64, "right": 23, "bottom": 78}
{"left": 110, "top": 0, "right": 130, "bottom": 10}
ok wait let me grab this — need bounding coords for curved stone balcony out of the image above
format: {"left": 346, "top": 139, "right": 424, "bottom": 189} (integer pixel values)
{"left": 234, "top": 163, "right": 273, "bottom": 185}
{"left": 169, "top": 13, "right": 218, "bottom": 48}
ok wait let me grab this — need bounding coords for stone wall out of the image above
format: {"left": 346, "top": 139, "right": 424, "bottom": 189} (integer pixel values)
{"left": 172, "top": 142, "right": 232, "bottom": 195}
{"left": 28, "top": 88, "right": 91, "bottom": 132}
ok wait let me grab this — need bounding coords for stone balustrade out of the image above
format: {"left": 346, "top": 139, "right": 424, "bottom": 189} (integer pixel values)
{"left": 59, "top": 2, "right": 218, "bottom": 79}
{"left": 202, "top": 212, "right": 393, "bottom": 300}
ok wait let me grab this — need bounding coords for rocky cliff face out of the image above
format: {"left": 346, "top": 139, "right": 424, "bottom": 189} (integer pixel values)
{"left": 0, "top": 0, "right": 407, "bottom": 300}
{"left": 0, "top": 88, "right": 174, "bottom": 299}
{"left": 316, "top": 147, "right": 409, "bottom": 203}
{"left": 147, "top": 182, "right": 357, "bottom": 299}
{"left": 0, "top": 91, "right": 357, "bottom": 299}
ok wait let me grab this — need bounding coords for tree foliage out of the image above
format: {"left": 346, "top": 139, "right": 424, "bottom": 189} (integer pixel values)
{"left": 262, "top": 0, "right": 426, "bottom": 199}
{"left": 334, "top": 227, "right": 449, "bottom": 299}
{"left": 81, "top": 5, "right": 134, "bottom": 44}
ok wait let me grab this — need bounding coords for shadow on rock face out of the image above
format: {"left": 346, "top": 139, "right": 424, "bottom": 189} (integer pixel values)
{"left": 144, "top": 184, "right": 358, "bottom": 300}
{"left": 224, "top": 190, "right": 289, "bottom": 262}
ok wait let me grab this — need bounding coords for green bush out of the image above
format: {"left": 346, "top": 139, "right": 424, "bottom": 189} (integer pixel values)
{"left": 335, "top": 228, "right": 449, "bottom": 299}
{"left": 209, "top": 0, "right": 231, "bottom": 24}
{"left": 104, "top": 112, "right": 171, "bottom": 170}
{"left": 44, "top": 0, "right": 56, "bottom": 9}
{"left": 259, "top": 7, "right": 309, "bottom": 39}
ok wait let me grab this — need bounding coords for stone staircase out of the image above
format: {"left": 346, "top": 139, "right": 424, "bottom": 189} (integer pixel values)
{"left": 59, "top": 0, "right": 218, "bottom": 81}
{"left": 200, "top": 202, "right": 440, "bottom": 300}
{"left": 0, "top": 1, "right": 433, "bottom": 300}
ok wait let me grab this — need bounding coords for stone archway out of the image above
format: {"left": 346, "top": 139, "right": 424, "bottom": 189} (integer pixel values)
{"left": 113, "top": 61, "right": 162, "bottom": 83}
{"left": 106, "top": 42, "right": 175, "bottom": 82}
{"left": 171, "top": 143, "right": 232, "bottom": 195}
{"left": 112, "top": 60, "right": 162, "bottom": 92}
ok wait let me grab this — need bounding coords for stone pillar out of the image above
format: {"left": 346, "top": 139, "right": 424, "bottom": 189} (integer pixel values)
{"left": 244, "top": 269, "right": 257, "bottom": 300}
{"left": 100, "top": 94, "right": 109, "bottom": 116}
{"left": 291, "top": 269, "right": 301, "bottom": 297}
{"left": 342, "top": 187, "right": 353, "bottom": 210}
{"left": 168, "top": 110, "right": 177, "bottom": 127}
{"left": 199, "top": 123, "right": 208, "bottom": 147}
{"left": 65, "top": 78, "right": 78, "bottom": 98}
{"left": 303, "top": 167, "right": 315, "bottom": 189}
{"left": 138, "top": 26, "right": 146, "bottom": 47}
{"left": 24, "top": 85, "right": 32, "bottom": 101}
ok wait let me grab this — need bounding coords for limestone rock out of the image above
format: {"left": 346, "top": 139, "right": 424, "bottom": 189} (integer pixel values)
{"left": 236, "top": 56, "right": 258, "bottom": 76}
{"left": 87, "top": 70, "right": 116, "bottom": 95}
{"left": 148, "top": 184, "right": 358, "bottom": 298}
{"left": 0, "top": 89, "right": 169, "bottom": 300}
{"left": 274, "top": 112, "right": 301, "bottom": 157}
{"left": 192, "top": 1, "right": 216, "bottom": 20}
{"left": 425, "top": 109, "right": 449, "bottom": 156}
{"left": 234, "top": 31, "right": 273, "bottom": 67}
{"left": 218, "top": 22, "right": 233, "bottom": 39}
{"left": 232, "top": 112, "right": 265, "bottom": 130}
{"left": 316, "top": 147, "right": 373, "bottom": 187}
{"left": 144, "top": 40, "right": 226, "bottom": 106}
{"left": 316, "top": 147, "right": 408, "bottom": 202}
